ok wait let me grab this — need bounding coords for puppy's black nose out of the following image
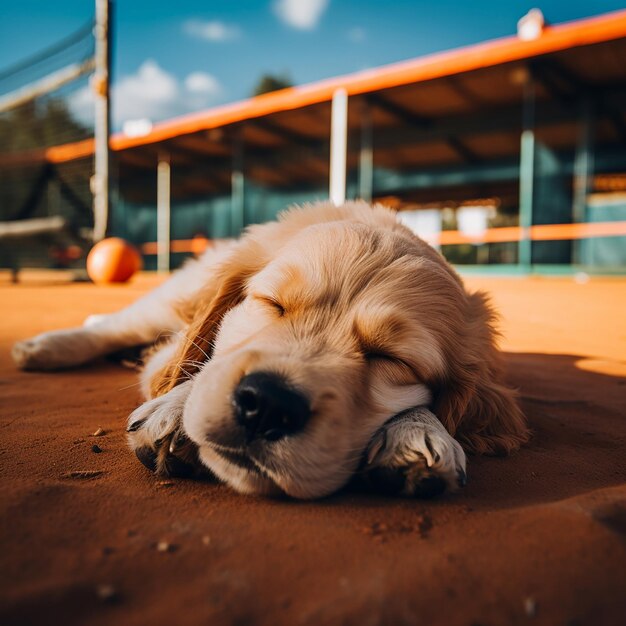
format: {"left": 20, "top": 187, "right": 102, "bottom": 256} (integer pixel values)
{"left": 233, "top": 372, "right": 310, "bottom": 442}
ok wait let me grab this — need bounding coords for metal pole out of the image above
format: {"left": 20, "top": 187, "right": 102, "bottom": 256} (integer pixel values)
{"left": 157, "top": 154, "right": 171, "bottom": 273}
{"left": 359, "top": 99, "right": 373, "bottom": 202}
{"left": 330, "top": 88, "right": 348, "bottom": 205}
{"left": 572, "top": 98, "right": 594, "bottom": 265}
{"left": 93, "top": 0, "right": 111, "bottom": 242}
{"left": 518, "top": 73, "right": 535, "bottom": 270}
{"left": 231, "top": 128, "right": 245, "bottom": 236}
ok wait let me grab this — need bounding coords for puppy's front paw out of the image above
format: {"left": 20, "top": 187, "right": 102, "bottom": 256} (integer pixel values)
{"left": 12, "top": 339, "right": 45, "bottom": 370}
{"left": 362, "top": 407, "right": 467, "bottom": 498}
{"left": 127, "top": 382, "right": 205, "bottom": 479}
{"left": 12, "top": 336, "right": 68, "bottom": 370}
{"left": 13, "top": 330, "right": 98, "bottom": 370}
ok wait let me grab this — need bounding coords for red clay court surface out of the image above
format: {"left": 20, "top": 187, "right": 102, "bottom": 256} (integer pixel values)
{"left": 1, "top": 272, "right": 625, "bottom": 626}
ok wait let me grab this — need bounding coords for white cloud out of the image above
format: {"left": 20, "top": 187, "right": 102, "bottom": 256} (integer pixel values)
{"left": 67, "top": 82, "right": 94, "bottom": 127}
{"left": 69, "top": 60, "right": 224, "bottom": 129}
{"left": 183, "top": 19, "right": 241, "bottom": 41}
{"left": 347, "top": 26, "right": 366, "bottom": 43}
{"left": 184, "top": 71, "right": 221, "bottom": 94}
{"left": 115, "top": 60, "right": 178, "bottom": 123}
{"left": 272, "top": 0, "right": 330, "bottom": 30}
{"left": 183, "top": 71, "right": 223, "bottom": 110}
{"left": 122, "top": 118, "right": 152, "bottom": 138}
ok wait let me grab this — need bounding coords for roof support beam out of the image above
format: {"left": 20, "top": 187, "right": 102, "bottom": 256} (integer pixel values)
{"left": 119, "top": 159, "right": 232, "bottom": 201}
{"left": 608, "top": 112, "right": 626, "bottom": 143}
{"left": 169, "top": 134, "right": 230, "bottom": 157}
{"left": 367, "top": 93, "right": 430, "bottom": 128}
{"left": 446, "top": 136, "right": 482, "bottom": 163}
{"left": 118, "top": 149, "right": 157, "bottom": 170}
{"left": 367, "top": 91, "right": 480, "bottom": 162}
{"left": 160, "top": 143, "right": 230, "bottom": 168}
{"left": 529, "top": 62, "right": 575, "bottom": 106}
{"left": 330, "top": 88, "right": 348, "bottom": 205}
{"left": 536, "top": 58, "right": 585, "bottom": 92}
{"left": 156, "top": 153, "right": 171, "bottom": 273}
{"left": 251, "top": 118, "right": 321, "bottom": 148}
{"left": 118, "top": 86, "right": 626, "bottom": 198}
{"left": 123, "top": 99, "right": 577, "bottom": 181}
{"left": 361, "top": 99, "right": 574, "bottom": 153}
{"left": 231, "top": 128, "right": 245, "bottom": 235}
{"left": 445, "top": 76, "right": 484, "bottom": 106}
{"left": 359, "top": 100, "right": 373, "bottom": 202}
{"left": 518, "top": 76, "right": 535, "bottom": 270}
{"left": 572, "top": 98, "right": 594, "bottom": 265}
{"left": 529, "top": 60, "right": 626, "bottom": 146}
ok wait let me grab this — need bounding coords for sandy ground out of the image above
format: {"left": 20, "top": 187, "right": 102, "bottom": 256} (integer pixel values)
{"left": 1, "top": 271, "right": 625, "bottom": 626}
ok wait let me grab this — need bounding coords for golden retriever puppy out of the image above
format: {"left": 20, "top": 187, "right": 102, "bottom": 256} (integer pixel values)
{"left": 12, "top": 201, "right": 529, "bottom": 498}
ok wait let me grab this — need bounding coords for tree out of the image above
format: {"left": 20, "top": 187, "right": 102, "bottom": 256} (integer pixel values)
{"left": 0, "top": 98, "right": 90, "bottom": 220}
{"left": 252, "top": 73, "right": 293, "bottom": 97}
{"left": 0, "top": 97, "right": 89, "bottom": 152}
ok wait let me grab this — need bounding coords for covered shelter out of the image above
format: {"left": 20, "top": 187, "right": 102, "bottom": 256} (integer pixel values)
{"left": 12, "top": 9, "right": 626, "bottom": 271}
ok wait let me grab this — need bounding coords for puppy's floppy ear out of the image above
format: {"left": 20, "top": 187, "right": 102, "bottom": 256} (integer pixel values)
{"left": 150, "top": 248, "right": 261, "bottom": 397}
{"left": 433, "top": 291, "right": 530, "bottom": 455}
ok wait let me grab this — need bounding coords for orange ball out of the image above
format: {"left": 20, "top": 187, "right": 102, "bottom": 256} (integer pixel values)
{"left": 87, "top": 238, "right": 142, "bottom": 284}
{"left": 191, "top": 234, "right": 210, "bottom": 256}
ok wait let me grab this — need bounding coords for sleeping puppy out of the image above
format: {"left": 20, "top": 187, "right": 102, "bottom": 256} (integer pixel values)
{"left": 12, "top": 201, "right": 529, "bottom": 499}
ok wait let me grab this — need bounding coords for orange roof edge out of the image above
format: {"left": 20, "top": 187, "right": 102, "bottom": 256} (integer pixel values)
{"left": 46, "top": 8, "right": 626, "bottom": 163}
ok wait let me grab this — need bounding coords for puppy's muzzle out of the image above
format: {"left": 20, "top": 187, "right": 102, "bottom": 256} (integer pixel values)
{"left": 233, "top": 372, "right": 310, "bottom": 442}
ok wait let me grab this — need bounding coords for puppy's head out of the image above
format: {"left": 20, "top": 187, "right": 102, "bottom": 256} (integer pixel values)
{"left": 155, "top": 203, "right": 468, "bottom": 498}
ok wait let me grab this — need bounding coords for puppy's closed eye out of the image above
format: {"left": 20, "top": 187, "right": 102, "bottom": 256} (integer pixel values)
{"left": 364, "top": 350, "right": 401, "bottom": 363}
{"left": 361, "top": 348, "right": 420, "bottom": 386}
{"left": 252, "top": 294, "right": 286, "bottom": 317}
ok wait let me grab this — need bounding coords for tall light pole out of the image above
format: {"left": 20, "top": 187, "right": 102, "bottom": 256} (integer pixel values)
{"left": 93, "top": 0, "right": 111, "bottom": 242}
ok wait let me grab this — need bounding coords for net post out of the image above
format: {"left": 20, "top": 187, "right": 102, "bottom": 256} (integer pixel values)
{"left": 93, "top": 0, "right": 111, "bottom": 242}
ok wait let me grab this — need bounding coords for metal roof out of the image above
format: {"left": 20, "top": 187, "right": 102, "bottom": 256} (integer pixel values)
{"left": 39, "top": 8, "right": 626, "bottom": 167}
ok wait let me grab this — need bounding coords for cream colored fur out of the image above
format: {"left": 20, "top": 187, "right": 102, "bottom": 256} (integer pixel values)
{"left": 13, "top": 201, "right": 529, "bottom": 498}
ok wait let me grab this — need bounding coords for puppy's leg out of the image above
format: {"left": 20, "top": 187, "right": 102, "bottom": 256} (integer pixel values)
{"left": 126, "top": 380, "right": 206, "bottom": 478}
{"left": 362, "top": 407, "right": 467, "bottom": 498}
{"left": 12, "top": 244, "right": 235, "bottom": 371}
{"left": 12, "top": 294, "right": 181, "bottom": 371}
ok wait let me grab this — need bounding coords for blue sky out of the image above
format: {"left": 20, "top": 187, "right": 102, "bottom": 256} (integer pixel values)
{"left": 1, "top": 0, "right": 624, "bottom": 129}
